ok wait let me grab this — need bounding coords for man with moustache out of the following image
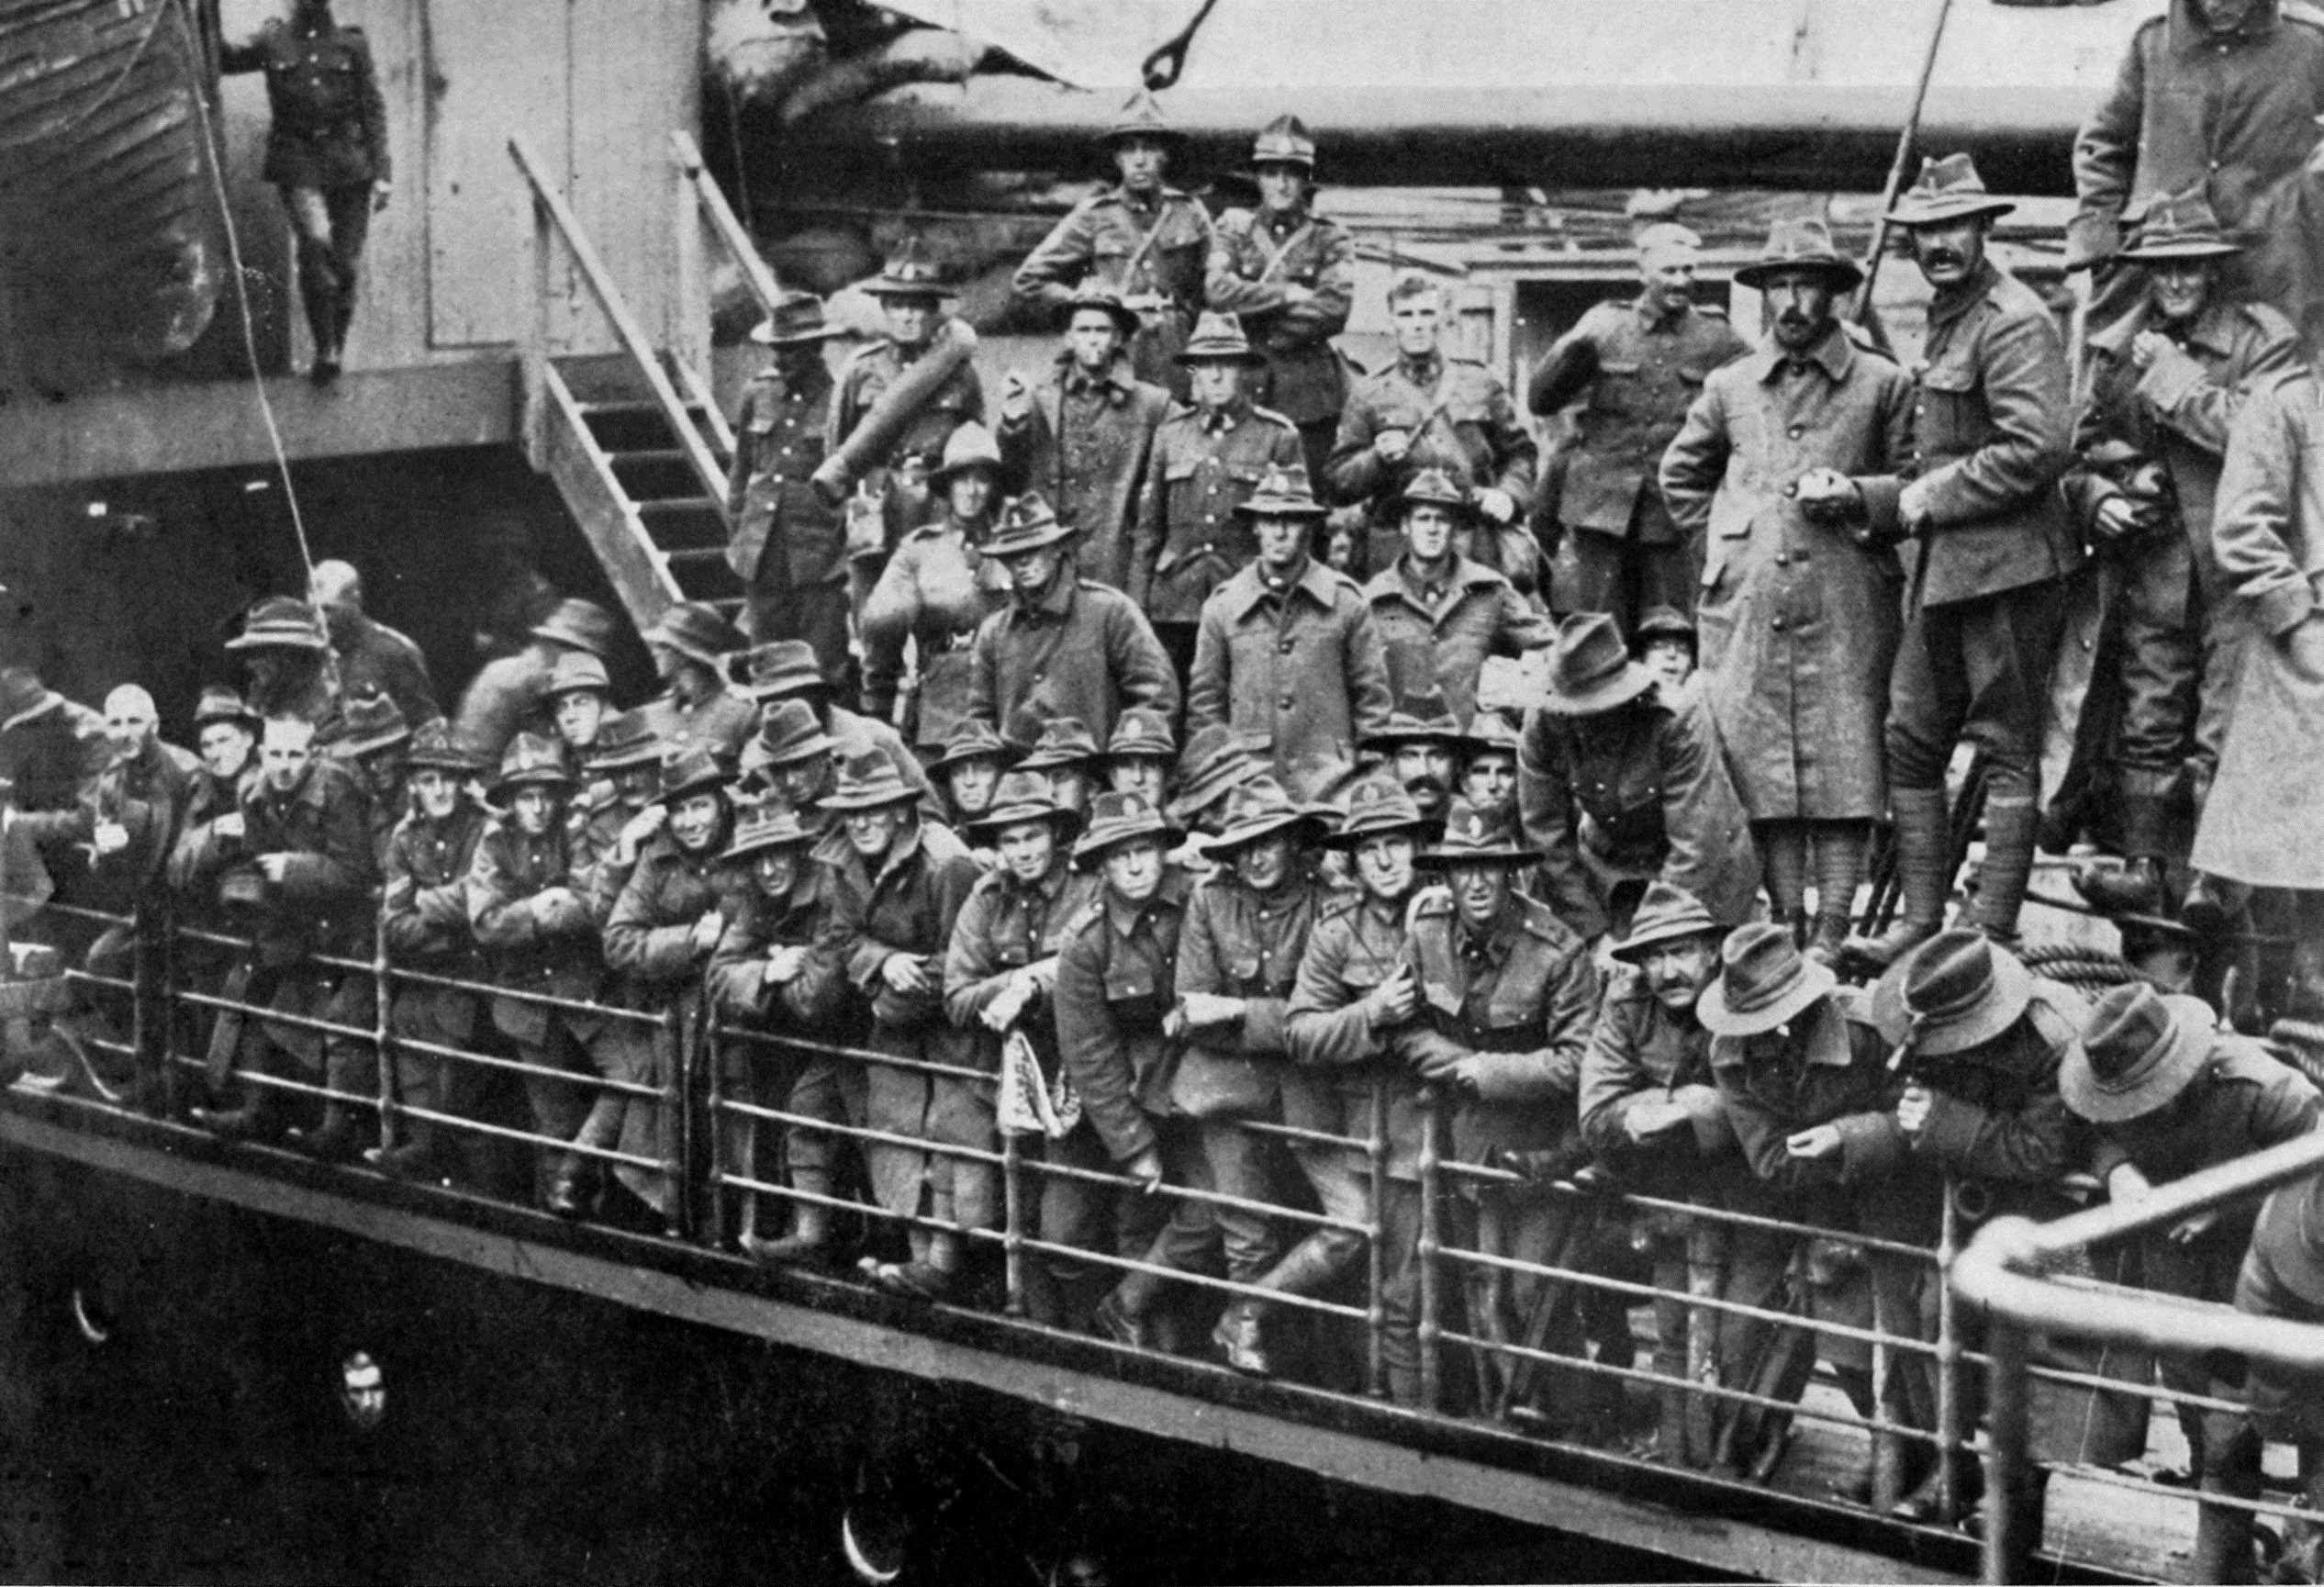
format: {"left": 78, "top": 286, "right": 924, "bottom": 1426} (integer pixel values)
{"left": 1359, "top": 690, "right": 1469, "bottom": 833}
{"left": 1578, "top": 882, "right": 1734, "bottom": 1466}
{"left": 1819, "top": 156, "right": 2081, "bottom": 967}
{"left": 1659, "top": 217, "right": 1916, "bottom": 963}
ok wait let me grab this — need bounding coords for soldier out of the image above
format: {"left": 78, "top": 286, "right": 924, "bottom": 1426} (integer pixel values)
{"left": 180, "top": 715, "right": 375, "bottom": 1146}
{"left": 1166, "top": 723, "right": 1273, "bottom": 839}
{"left": 2061, "top": 980, "right": 2321, "bottom": 1579}
{"left": 1527, "top": 224, "right": 1749, "bottom": 629}
{"left": 1393, "top": 799, "right": 1601, "bottom": 1421}
{"left": 453, "top": 598, "right": 616, "bottom": 766}
{"left": 1329, "top": 273, "right": 1538, "bottom": 581}
{"left": 736, "top": 701, "right": 843, "bottom": 829}
{"left": 602, "top": 746, "right": 744, "bottom": 1225}
{"left": 996, "top": 284, "right": 1171, "bottom": 592}
{"left": 569, "top": 711, "right": 666, "bottom": 923}
{"left": 465, "top": 732, "right": 615, "bottom": 1215}
{"left": 1631, "top": 606, "right": 1698, "bottom": 695}
{"left": 1284, "top": 777, "right": 1436, "bottom": 1403}
{"left": 2068, "top": 0, "right": 2324, "bottom": 342}
{"left": 1127, "top": 312, "right": 1306, "bottom": 681}
{"left": 964, "top": 493, "right": 1179, "bottom": 751}
{"left": 1205, "top": 115, "right": 1357, "bottom": 484}
{"left": 636, "top": 602, "right": 756, "bottom": 765}
{"left": 1170, "top": 778, "right": 1335, "bottom": 1376}
{"left": 1826, "top": 155, "right": 2081, "bottom": 967}
{"left": 731, "top": 641, "right": 943, "bottom": 820}
{"left": 1458, "top": 711, "right": 1524, "bottom": 831}
{"left": 1360, "top": 689, "right": 1469, "bottom": 831}
{"left": 1053, "top": 789, "right": 1214, "bottom": 1347}
{"left": 942, "top": 771, "right": 1103, "bottom": 1321}
{"left": 706, "top": 802, "right": 853, "bottom": 1264}
{"left": 925, "top": 718, "right": 1013, "bottom": 833}
{"left": 369, "top": 721, "right": 489, "bottom": 1183}
{"left": 2062, "top": 191, "right": 2305, "bottom": 918}
{"left": 1016, "top": 718, "right": 1106, "bottom": 819}
{"left": 1360, "top": 468, "right": 1555, "bottom": 721}
{"left": 1011, "top": 91, "right": 1213, "bottom": 398}
{"left": 1517, "top": 613, "right": 1759, "bottom": 944}
{"left": 1700, "top": 923, "right": 1905, "bottom": 1491}
{"left": 814, "top": 752, "right": 982, "bottom": 1300}
{"left": 1659, "top": 217, "right": 1916, "bottom": 963}
{"left": 219, "top": 0, "right": 389, "bottom": 383}
{"left": 727, "top": 291, "right": 851, "bottom": 669}
{"left": 308, "top": 560, "right": 440, "bottom": 728}
{"left": 1098, "top": 709, "right": 1176, "bottom": 810}
{"left": 1186, "top": 464, "right": 1395, "bottom": 799}
{"left": 2192, "top": 370, "right": 2324, "bottom": 1014}
{"left": 1865, "top": 931, "right": 2101, "bottom": 1526}
{"left": 544, "top": 650, "right": 613, "bottom": 769}
{"left": 831, "top": 251, "right": 988, "bottom": 621}
{"left": 226, "top": 595, "right": 341, "bottom": 733}
{"left": 335, "top": 690, "right": 411, "bottom": 862}
{"left": 860, "top": 422, "right": 1011, "bottom": 747}
{"left": 1577, "top": 882, "right": 1733, "bottom": 1467}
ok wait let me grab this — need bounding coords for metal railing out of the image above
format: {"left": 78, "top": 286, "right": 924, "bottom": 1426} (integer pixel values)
{"left": 1954, "top": 1131, "right": 2324, "bottom": 1583}
{"left": 15, "top": 890, "right": 2316, "bottom": 1581}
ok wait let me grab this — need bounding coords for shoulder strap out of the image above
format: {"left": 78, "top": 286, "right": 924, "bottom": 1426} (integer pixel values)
{"left": 1253, "top": 219, "right": 1317, "bottom": 286}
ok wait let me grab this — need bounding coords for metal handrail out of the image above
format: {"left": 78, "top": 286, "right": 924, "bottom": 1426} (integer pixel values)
{"left": 1951, "top": 1128, "right": 2324, "bottom": 1581}
{"left": 508, "top": 133, "right": 732, "bottom": 526}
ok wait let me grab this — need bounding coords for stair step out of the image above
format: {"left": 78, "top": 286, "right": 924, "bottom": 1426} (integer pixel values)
{"left": 635, "top": 497, "right": 726, "bottom": 551}
{"left": 582, "top": 402, "right": 719, "bottom": 454}
{"left": 609, "top": 450, "right": 704, "bottom": 499}
{"left": 672, "top": 558, "right": 744, "bottom": 600}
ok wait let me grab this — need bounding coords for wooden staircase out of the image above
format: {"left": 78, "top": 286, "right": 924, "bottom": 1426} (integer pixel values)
{"left": 511, "top": 131, "right": 780, "bottom": 633}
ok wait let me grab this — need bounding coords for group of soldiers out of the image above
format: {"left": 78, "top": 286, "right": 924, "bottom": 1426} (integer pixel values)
{"left": 27, "top": 0, "right": 2324, "bottom": 1570}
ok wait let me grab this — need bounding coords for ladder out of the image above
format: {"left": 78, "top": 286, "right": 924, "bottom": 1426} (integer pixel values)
{"left": 508, "top": 131, "right": 783, "bottom": 632}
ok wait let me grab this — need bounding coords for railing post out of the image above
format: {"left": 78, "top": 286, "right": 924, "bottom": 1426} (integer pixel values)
{"left": 1937, "top": 1181, "right": 1963, "bottom": 1525}
{"left": 1001, "top": 1124, "right": 1026, "bottom": 1318}
{"left": 664, "top": 1000, "right": 688, "bottom": 1241}
{"left": 131, "top": 900, "right": 168, "bottom": 1116}
{"left": 373, "top": 911, "right": 396, "bottom": 1153}
{"left": 1416, "top": 1087, "right": 1444, "bottom": 1414}
{"left": 520, "top": 156, "right": 552, "bottom": 474}
{"left": 1366, "top": 1076, "right": 1388, "bottom": 1399}
{"left": 1983, "top": 1318, "right": 2033, "bottom": 1584}
{"left": 704, "top": 1005, "right": 729, "bottom": 1252}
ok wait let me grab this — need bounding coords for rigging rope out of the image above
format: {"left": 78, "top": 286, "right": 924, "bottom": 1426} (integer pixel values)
{"left": 171, "top": 0, "right": 316, "bottom": 586}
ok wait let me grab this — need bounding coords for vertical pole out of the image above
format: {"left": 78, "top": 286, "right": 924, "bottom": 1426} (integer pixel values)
{"left": 1366, "top": 1076, "right": 1389, "bottom": 1399}
{"left": 1937, "top": 1180, "right": 1963, "bottom": 1525}
{"left": 520, "top": 160, "right": 552, "bottom": 472}
{"left": 1983, "top": 1319, "right": 2033, "bottom": 1584}
{"left": 1416, "top": 1087, "right": 1444, "bottom": 1414}
{"left": 671, "top": 142, "right": 710, "bottom": 397}
{"left": 157, "top": 895, "right": 184, "bottom": 1119}
{"left": 1001, "top": 1125, "right": 1026, "bottom": 1319}
{"left": 131, "top": 900, "right": 166, "bottom": 1115}
{"left": 373, "top": 910, "right": 395, "bottom": 1153}
{"left": 705, "top": 1006, "right": 729, "bottom": 1252}
{"left": 664, "top": 1001, "right": 687, "bottom": 1241}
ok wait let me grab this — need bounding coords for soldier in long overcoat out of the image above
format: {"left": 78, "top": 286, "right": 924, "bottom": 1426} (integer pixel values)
{"left": 1011, "top": 92, "right": 1213, "bottom": 399}
{"left": 814, "top": 752, "right": 982, "bottom": 1299}
{"left": 1204, "top": 116, "right": 1357, "bottom": 483}
{"left": 1659, "top": 218, "right": 1915, "bottom": 961}
{"left": 995, "top": 285, "right": 1170, "bottom": 592}
{"left": 728, "top": 291, "right": 851, "bottom": 672}
{"left": 1361, "top": 468, "right": 1555, "bottom": 723}
{"left": 2192, "top": 371, "right": 2324, "bottom": 1003}
{"left": 1185, "top": 464, "right": 1396, "bottom": 799}
{"left": 1527, "top": 225, "right": 1749, "bottom": 629}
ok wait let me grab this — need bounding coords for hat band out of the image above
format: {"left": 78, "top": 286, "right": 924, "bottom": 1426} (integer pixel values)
{"left": 1904, "top": 970, "right": 1994, "bottom": 1024}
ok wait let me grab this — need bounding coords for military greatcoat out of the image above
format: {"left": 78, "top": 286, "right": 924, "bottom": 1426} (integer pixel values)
{"left": 1660, "top": 321, "right": 1916, "bottom": 821}
{"left": 995, "top": 351, "right": 1170, "bottom": 591}
{"left": 1129, "top": 397, "right": 1305, "bottom": 620}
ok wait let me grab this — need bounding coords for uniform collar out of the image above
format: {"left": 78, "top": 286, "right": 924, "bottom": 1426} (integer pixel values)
{"left": 1453, "top": 897, "right": 1522, "bottom": 965}
{"left": 1059, "top": 349, "right": 1138, "bottom": 400}
{"left": 1397, "top": 350, "right": 1444, "bottom": 388}
{"left": 1007, "top": 569, "right": 1078, "bottom": 624}
{"left": 1006, "top": 858, "right": 1073, "bottom": 904}
{"left": 1754, "top": 320, "right": 1855, "bottom": 385}
{"left": 2172, "top": 0, "right": 2278, "bottom": 51}
{"left": 1199, "top": 395, "right": 1252, "bottom": 433}
{"left": 1261, "top": 203, "right": 1311, "bottom": 234}
{"left": 1108, "top": 183, "right": 1184, "bottom": 212}
{"left": 1231, "top": 555, "right": 1335, "bottom": 616}
{"left": 1633, "top": 294, "right": 1691, "bottom": 330}
{"left": 1102, "top": 866, "right": 1190, "bottom": 935}
{"left": 1380, "top": 552, "right": 1495, "bottom": 607}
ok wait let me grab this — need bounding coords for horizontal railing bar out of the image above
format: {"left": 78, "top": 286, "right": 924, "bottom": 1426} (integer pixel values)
{"left": 392, "top": 1033, "right": 663, "bottom": 1099}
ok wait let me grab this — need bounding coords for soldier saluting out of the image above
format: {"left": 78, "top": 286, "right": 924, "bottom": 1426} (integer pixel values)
{"left": 221, "top": 0, "right": 390, "bottom": 385}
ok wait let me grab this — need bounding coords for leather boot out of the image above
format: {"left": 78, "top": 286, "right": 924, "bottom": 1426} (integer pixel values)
{"left": 287, "top": 1109, "right": 360, "bottom": 1162}
{"left": 1212, "top": 1298, "right": 1271, "bottom": 1376}
{"left": 1965, "top": 794, "right": 2039, "bottom": 944}
{"left": 1845, "top": 787, "right": 1952, "bottom": 970}
{"left": 1808, "top": 823, "right": 1869, "bottom": 967}
{"left": 873, "top": 1230, "right": 958, "bottom": 1302}
{"left": 743, "top": 1202, "right": 831, "bottom": 1268}
{"left": 2073, "top": 788, "right": 2171, "bottom": 915}
{"left": 2192, "top": 1425, "right": 2264, "bottom": 1584}
{"left": 1756, "top": 822, "right": 1809, "bottom": 944}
